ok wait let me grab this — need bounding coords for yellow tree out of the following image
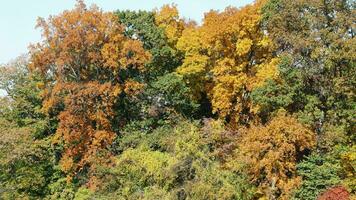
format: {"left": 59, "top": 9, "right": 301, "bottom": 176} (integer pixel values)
{"left": 29, "top": 0, "right": 151, "bottom": 185}
{"left": 176, "top": 26, "right": 210, "bottom": 100}
{"left": 236, "top": 110, "right": 315, "bottom": 199}
{"left": 155, "top": 4, "right": 185, "bottom": 46}
{"left": 177, "top": 1, "right": 278, "bottom": 125}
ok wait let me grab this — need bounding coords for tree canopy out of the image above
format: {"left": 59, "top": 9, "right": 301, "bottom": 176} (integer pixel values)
{"left": 0, "top": 0, "right": 354, "bottom": 199}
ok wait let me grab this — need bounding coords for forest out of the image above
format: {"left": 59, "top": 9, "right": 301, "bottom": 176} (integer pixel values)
{"left": 0, "top": 0, "right": 355, "bottom": 199}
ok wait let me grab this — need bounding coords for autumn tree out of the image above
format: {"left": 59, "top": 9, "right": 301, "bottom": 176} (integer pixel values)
{"left": 234, "top": 110, "right": 315, "bottom": 199}
{"left": 177, "top": 0, "right": 278, "bottom": 125}
{"left": 29, "top": 0, "right": 151, "bottom": 183}
{"left": 155, "top": 4, "right": 185, "bottom": 47}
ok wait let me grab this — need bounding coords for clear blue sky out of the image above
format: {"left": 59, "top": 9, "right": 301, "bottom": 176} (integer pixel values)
{"left": 0, "top": 0, "right": 253, "bottom": 65}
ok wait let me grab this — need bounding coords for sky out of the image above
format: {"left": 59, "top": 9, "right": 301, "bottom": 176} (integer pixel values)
{"left": 0, "top": 0, "right": 253, "bottom": 96}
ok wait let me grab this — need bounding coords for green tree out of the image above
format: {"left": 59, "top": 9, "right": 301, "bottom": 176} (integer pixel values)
{"left": 0, "top": 56, "right": 58, "bottom": 199}
{"left": 116, "top": 9, "right": 182, "bottom": 78}
{"left": 116, "top": 9, "right": 201, "bottom": 122}
{"left": 294, "top": 153, "right": 341, "bottom": 200}
{"left": 256, "top": 0, "right": 356, "bottom": 150}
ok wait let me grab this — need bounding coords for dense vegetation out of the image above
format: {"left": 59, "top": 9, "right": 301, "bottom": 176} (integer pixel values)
{"left": 0, "top": 0, "right": 354, "bottom": 199}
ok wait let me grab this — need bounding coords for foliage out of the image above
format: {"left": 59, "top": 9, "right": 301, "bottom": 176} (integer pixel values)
{"left": 144, "top": 73, "right": 199, "bottom": 118}
{"left": 340, "top": 145, "right": 356, "bottom": 194}
{"left": 0, "top": 57, "right": 58, "bottom": 199}
{"left": 317, "top": 186, "right": 350, "bottom": 200}
{"left": 115, "top": 8, "right": 203, "bottom": 124}
{"left": 235, "top": 111, "right": 316, "bottom": 199}
{"left": 293, "top": 153, "right": 341, "bottom": 200}
{"left": 257, "top": 0, "right": 356, "bottom": 148}
{"left": 0, "top": 0, "right": 354, "bottom": 199}
{"left": 0, "top": 56, "right": 50, "bottom": 137}
{"left": 155, "top": 4, "right": 185, "bottom": 46}
{"left": 29, "top": 0, "right": 151, "bottom": 182}
{"left": 177, "top": 1, "right": 278, "bottom": 125}
{"left": 0, "top": 119, "right": 54, "bottom": 199}
{"left": 94, "top": 120, "right": 256, "bottom": 200}
{"left": 116, "top": 9, "right": 182, "bottom": 77}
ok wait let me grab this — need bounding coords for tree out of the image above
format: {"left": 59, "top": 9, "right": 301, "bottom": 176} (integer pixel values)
{"left": 116, "top": 8, "right": 204, "bottom": 124}
{"left": 1, "top": 0, "right": 354, "bottom": 198}
{"left": 0, "top": 119, "right": 55, "bottom": 199}
{"left": 294, "top": 153, "right": 341, "bottom": 200}
{"left": 177, "top": 0, "right": 279, "bottom": 125}
{"left": 116, "top": 9, "right": 182, "bottom": 77}
{"left": 29, "top": 0, "right": 151, "bottom": 183}
{"left": 0, "top": 55, "right": 47, "bottom": 130}
{"left": 236, "top": 110, "right": 315, "bottom": 199}
{"left": 155, "top": 4, "right": 185, "bottom": 47}
{"left": 0, "top": 57, "right": 57, "bottom": 199}
{"left": 144, "top": 73, "right": 199, "bottom": 118}
{"left": 258, "top": 0, "right": 356, "bottom": 149}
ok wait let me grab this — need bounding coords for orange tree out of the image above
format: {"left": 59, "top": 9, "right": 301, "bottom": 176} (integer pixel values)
{"left": 234, "top": 111, "right": 316, "bottom": 199}
{"left": 29, "top": 0, "right": 151, "bottom": 184}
